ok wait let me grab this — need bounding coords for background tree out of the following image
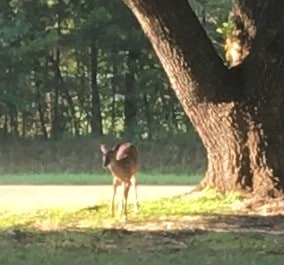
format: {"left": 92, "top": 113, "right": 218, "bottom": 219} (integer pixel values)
{"left": 2, "top": 0, "right": 207, "bottom": 139}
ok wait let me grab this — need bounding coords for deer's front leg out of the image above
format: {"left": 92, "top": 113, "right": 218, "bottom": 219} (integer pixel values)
{"left": 111, "top": 178, "right": 119, "bottom": 217}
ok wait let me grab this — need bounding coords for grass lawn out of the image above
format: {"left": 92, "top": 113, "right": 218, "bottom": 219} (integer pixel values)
{"left": 0, "top": 189, "right": 283, "bottom": 265}
{"left": 0, "top": 172, "right": 203, "bottom": 185}
{"left": 0, "top": 230, "right": 282, "bottom": 265}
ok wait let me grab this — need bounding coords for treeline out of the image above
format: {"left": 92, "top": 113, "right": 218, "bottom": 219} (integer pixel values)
{"left": 0, "top": 0, "right": 231, "bottom": 140}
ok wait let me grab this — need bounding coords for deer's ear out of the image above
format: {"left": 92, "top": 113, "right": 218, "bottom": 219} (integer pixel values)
{"left": 116, "top": 143, "right": 131, "bottom": 160}
{"left": 100, "top": 144, "right": 108, "bottom": 154}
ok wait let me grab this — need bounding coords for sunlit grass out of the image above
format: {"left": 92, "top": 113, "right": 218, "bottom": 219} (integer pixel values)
{"left": 136, "top": 188, "right": 242, "bottom": 218}
{"left": 0, "top": 172, "right": 202, "bottom": 185}
{"left": 0, "top": 188, "right": 241, "bottom": 231}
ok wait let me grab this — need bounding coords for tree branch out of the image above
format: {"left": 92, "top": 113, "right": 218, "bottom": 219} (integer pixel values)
{"left": 122, "top": 0, "right": 233, "bottom": 104}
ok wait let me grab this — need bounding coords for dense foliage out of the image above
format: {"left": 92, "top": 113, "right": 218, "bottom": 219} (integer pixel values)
{"left": 0, "top": 0, "right": 231, "bottom": 140}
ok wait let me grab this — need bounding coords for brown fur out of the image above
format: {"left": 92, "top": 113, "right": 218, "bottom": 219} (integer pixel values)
{"left": 100, "top": 143, "right": 139, "bottom": 219}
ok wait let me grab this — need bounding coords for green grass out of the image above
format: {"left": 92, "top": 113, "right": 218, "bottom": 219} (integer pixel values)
{"left": 0, "top": 188, "right": 283, "bottom": 265}
{"left": 0, "top": 172, "right": 203, "bottom": 185}
{"left": 0, "top": 230, "right": 282, "bottom": 265}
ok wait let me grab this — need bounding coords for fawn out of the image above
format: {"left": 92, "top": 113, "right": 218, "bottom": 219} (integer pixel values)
{"left": 100, "top": 142, "right": 139, "bottom": 219}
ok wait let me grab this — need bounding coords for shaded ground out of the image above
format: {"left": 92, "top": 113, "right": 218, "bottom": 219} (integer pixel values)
{"left": 2, "top": 228, "right": 283, "bottom": 265}
{"left": 119, "top": 214, "right": 284, "bottom": 235}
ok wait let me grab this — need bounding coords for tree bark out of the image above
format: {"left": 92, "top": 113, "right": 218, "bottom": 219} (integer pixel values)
{"left": 51, "top": 8, "right": 63, "bottom": 139}
{"left": 143, "top": 92, "right": 152, "bottom": 139}
{"left": 124, "top": 51, "right": 139, "bottom": 137}
{"left": 9, "top": 104, "right": 19, "bottom": 138}
{"left": 90, "top": 40, "right": 103, "bottom": 137}
{"left": 3, "top": 114, "right": 8, "bottom": 137}
{"left": 22, "top": 111, "right": 27, "bottom": 139}
{"left": 51, "top": 49, "right": 63, "bottom": 139}
{"left": 111, "top": 58, "right": 118, "bottom": 134}
{"left": 239, "top": 0, "right": 284, "bottom": 194}
{"left": 48, "top": 53, "right": 80, "bottom": 137}
{"left": 36, "top": 86, "right": 48, "bottom": 140}
{"left": 122, "top": 0, "right": 284, "bottom": 195}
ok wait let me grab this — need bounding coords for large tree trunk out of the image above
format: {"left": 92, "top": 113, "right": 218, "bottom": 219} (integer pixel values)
{"left": 122, "top": 0, "right": 284, "bottom": 196}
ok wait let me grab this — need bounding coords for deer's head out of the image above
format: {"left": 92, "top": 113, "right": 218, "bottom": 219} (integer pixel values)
{"left": 100, "top": 143, "right": 131, "bottom": 167}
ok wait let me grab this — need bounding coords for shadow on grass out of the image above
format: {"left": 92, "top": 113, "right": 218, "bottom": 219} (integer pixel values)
{"left": 1, "top": 220, "right": 284, "bottom": 265}
{"left": 104, "top": 212, "right": 284, "bottom": 235}
{"left": 80, "top": 205, "right": 105, "bottom": 211}
{"left": 192, "top": 213, "right": 284, "bottom": 234}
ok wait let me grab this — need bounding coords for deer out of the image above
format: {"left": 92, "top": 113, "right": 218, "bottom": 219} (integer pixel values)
{"left": 100, "top": 142, "right": 139, "bottom": 220}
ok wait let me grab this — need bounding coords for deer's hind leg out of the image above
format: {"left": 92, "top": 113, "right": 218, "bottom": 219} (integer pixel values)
{"left": 122, "top": 181, "right": 131, "bottom": 220}
{"left": 131, "top": 175, "right": 139, "bottom": 213}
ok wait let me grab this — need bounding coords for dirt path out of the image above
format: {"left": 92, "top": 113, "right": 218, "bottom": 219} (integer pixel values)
{"left": 0, "top": 185, "right": 195, "bottom": 212}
